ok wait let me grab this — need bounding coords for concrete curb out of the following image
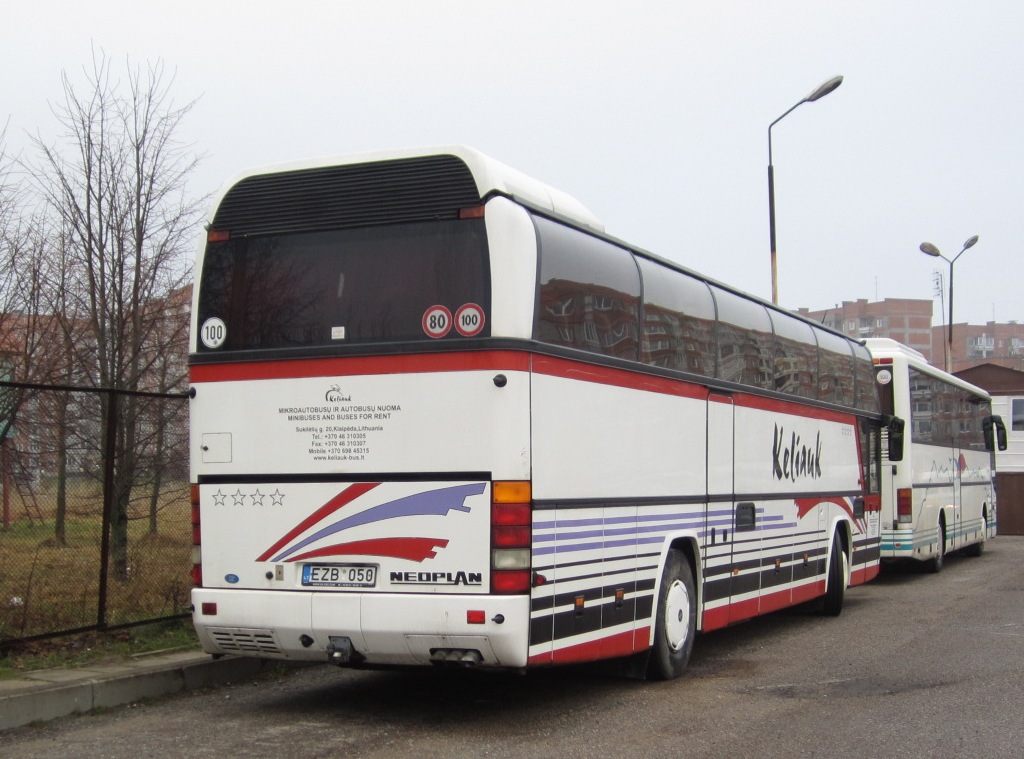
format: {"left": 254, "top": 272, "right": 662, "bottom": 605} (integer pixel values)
{"left": 0, "top": 651, "right": 274, "bottom": 732}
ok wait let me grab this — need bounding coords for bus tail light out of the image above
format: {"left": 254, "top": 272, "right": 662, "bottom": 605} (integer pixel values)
{"left": 491, "top": 481, "right": 531, "bottom": 594}
{"left": 191, "top": 484, "right": 203, "bottom": 587}
{"left": 897, "top": 488, "right": 913, "bottom": 524}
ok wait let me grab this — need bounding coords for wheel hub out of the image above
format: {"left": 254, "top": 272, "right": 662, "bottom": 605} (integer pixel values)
{"left": 665, "top": 579, "right": 692, "bottom": 651}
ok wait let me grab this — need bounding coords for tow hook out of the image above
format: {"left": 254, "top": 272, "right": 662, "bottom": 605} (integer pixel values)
{"left": 326, "top": 636, "right": 363, "bottom": 666}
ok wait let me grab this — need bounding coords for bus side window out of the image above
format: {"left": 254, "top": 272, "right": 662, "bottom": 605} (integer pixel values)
{"left": 769, "top": 311, "right": 817, "bottom": 400}
{"left": 712, "top": 287, "right": 774, "bottom": 390}
{"left": 534, "top": 216, "right": 640, "bottom": 361}
{"left": 637, "top": 258, "right": 716, "bottom": 377}
{"left": 852, "top": 343, "right": 880, "bottom": 414}
{"left": 817, "top": 331, "right": 855, "bottom": 407}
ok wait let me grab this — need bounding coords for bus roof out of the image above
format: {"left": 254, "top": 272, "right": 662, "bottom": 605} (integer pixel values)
{"left": 202, "top": 145, "right": 870, "bottom": 359}
{"left": 207, "top": 145, "right": 605, "bottom": 234}
{"left": 864, "top": 337, "right": 991, "bottom": 400}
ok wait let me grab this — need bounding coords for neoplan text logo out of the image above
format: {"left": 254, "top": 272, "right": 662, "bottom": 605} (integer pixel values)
{"left": 390, "top": 571, "right": 483, "bottom": 586}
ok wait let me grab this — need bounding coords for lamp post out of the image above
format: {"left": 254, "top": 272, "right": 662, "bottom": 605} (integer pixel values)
{"left": 920, "top": 235, "right": 980, "bottom": 372}
{"left": 768, "top": 75, "right": 844, "bottom": 305}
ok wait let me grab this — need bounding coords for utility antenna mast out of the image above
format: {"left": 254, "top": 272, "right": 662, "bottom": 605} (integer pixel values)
{"left": 933, "top": 271, "right": 946, "bottom": 370}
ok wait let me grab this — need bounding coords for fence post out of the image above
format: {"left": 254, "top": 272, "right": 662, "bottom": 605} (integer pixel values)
{"left": 97, "top": 389, "right": 118, "bottom": 630}
{"left": 1, "top": 437, "right": 9, "bottom": 531}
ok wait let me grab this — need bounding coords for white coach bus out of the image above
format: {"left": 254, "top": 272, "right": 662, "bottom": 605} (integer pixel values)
{"left": 189, "top": 146, "right": 886, "bottom": 679}
{"left": 867, "top": 338, "right": 1006, "bottom": 571}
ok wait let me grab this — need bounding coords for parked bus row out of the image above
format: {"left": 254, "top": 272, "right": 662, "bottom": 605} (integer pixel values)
{"left": 187, "top": 147, "right": 1006, "bottom": 679}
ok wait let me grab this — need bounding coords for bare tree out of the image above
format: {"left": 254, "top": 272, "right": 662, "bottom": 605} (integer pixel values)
{"left": 0, "top": 128, "right": 68, "bottom": 532}
{"left": 30, "top": 51, "right": 202, "bottom": 576}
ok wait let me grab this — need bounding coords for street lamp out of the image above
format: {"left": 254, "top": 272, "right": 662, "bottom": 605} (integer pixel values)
{"left": 920, "top": 235, "right": 980, "bottom": 372}
{"left": 768, "top": 75, "right": 844, "bottom": 305}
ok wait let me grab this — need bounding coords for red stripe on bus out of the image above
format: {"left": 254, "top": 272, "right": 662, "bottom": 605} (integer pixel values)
{"left": 286, "top": 537, "right": 449, "bottom": 563}
{"left": 532, "top": 355, "right": 708, "bottom": 400}
{"left": 190, "top": 351, "right": 531, "bottom": 383}
{"left": 193, "top": 349, "right": 856, "bottom": 423}
{"left": 532, "top": 355, "right": 856, "bottom": 422}
{"left": 852, "top": 565, "right": 879, "bottom": 585}
{"left": 730, "top": 392, "right": 852, "bottom": 423}
{"left": 702, "top": 580, "right": 828, "bottom": 632}
{"left": 529, "top": 627, "right": 651, "bottom": 666}
{"left": 255, "top": 482, "right": 380, "bottom": 562}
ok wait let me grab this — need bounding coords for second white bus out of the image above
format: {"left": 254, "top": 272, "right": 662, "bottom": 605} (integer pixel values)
{"left": 867, "top": 338, "right": 1007, "bottom": 571}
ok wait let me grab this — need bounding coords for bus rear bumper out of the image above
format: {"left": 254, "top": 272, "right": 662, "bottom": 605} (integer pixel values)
{"left": 190, "top": 588, "right": 531, "bottom": 669}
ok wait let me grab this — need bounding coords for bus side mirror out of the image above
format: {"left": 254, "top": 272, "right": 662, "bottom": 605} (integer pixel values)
{"left": 886, "top": 416, "right": 905, "bottom": 462}
{"left": 983, "top": 415, "right": 1008, "bottom": 452}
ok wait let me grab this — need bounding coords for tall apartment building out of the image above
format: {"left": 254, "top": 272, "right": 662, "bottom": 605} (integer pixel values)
{"left": 796, "top": 298, "right": 934, "bottom": 357}
{"left": 797, "top": 298, "right": 1024, "bottom": 373}
{"left": 932, "top": 321, "right": 1024, "bottom": 373}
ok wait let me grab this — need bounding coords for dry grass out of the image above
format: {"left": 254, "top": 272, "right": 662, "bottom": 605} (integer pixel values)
{"left": 0, "top": 618, "right": 198, "bottom": 677}
{"left": 0, "top": 477, "right": 192, "bottom": 642}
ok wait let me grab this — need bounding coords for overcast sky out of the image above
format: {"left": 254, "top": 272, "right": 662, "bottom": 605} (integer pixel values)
{"left": 3, "top": 1, "right": 1021, "bottom": 326}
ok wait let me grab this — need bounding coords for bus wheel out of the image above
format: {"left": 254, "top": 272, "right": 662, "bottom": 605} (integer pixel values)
{"left": 929, "top": 521, "right": 946, "bottom": 573}
{"left": 648, "top": 549, "right": 696, "bottom": 680}
{"left": 820, "top": 533, "right": 848, "bottom": 617}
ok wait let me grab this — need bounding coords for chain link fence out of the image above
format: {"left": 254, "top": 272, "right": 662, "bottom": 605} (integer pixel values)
{"left": 0, "top": 382, "right": 190, "bottom": 647}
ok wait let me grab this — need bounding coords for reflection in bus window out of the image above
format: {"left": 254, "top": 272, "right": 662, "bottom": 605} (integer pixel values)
{"left": 852, "top": 342, "right": 879, "bottom": 413}
{"left": 637, "top": 258, "right": 716, "bottom": 377}
{"left": 534, "top": 215, "right": 640, "bottom": 361}
{"left": 908, "top": 367, "right": 989, "bottom": 449}
{"left": 770, "top": 311, "right": 817, "bottom": 399}
{"left": 817, "top": 331, "right": 855, "bottom": 407}
{"left": 712, "top": 287, "right": 773, "bottom": 389}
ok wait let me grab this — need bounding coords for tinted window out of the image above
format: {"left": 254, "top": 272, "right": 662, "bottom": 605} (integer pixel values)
{"left": 637, "top": 259, "right": 716, "bottom": 376}
{"left": 852, "top": 342, "right": 880, "bottom": 413}
{"left": 197, "top": 219, "right": 489, "bottom": 352}
{"left": 770, "top": 312, "right": 817, "bottom": 399}
{"left": 908, "top": 367, "right": 977, "bottom": 448}
{"left": 712, "top": 287, "right": 773, "bottom": 389}
{"left": 957, "top": 393, "right": 990, "bottom": 450}
{"left": 534, "top": 216, "right": 640, "bottom": 360}
{"left": 817, "top": 331, "right": 855, "bottom": 407}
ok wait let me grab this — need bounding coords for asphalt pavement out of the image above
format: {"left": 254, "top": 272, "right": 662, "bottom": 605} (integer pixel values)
{"left": 0, "top": 648, "right": 278, "bottom": 731}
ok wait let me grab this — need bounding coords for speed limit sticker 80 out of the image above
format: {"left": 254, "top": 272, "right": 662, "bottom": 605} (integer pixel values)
{"left": 422, "top": 306, "right": 453, "bottom": 338}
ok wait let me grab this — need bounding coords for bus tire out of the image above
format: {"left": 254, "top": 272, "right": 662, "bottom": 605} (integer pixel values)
{"left": 648, "top": 549, "right": 696, "bottom": 680}
{"left": 820, "top": 533, "right": 848, "bottom": 617}
{"left": 929, "top": 520, "right": 946, "bottom": 573}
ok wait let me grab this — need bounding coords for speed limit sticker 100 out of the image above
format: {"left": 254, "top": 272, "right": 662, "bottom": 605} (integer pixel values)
{"left": 454, "top": 303, "right": 485, "bottom": 337}
{"left": 201, "top": 317, "right": 227, "bottom": 349}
